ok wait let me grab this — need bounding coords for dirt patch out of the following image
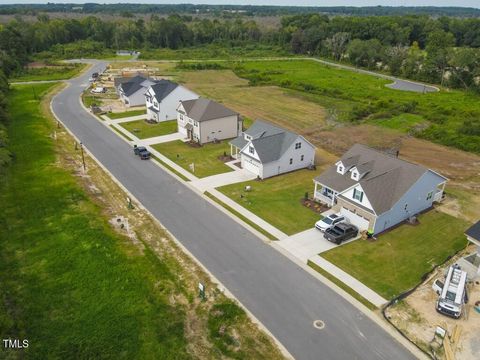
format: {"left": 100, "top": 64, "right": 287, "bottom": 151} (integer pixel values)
{"left": 386, "top": 252, "right": 480, "bottom": 360}
{"left": 218, "top": 154, "right": 234, "bottom": 163}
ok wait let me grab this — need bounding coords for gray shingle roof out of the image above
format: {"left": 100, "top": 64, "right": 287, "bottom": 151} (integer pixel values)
{"left": 181, "top": 98, "right": 237, "bottom": 122}
{"left": 315, "top": 144, "right": 447, "bottom": 215}
{"left": 465, "top": 221, "right": 480, "bottom": 241}
{"left": 149, "top": 80, "right": 178, "bottom": 103}
{"left": 230, "top": 120, "right": 308, "bottom": 164}
{"left": 118, "top": 76, "right": 157, "bottom": 97}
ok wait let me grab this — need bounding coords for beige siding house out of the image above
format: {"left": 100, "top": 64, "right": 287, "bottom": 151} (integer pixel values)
{"left": 177, "top": 98, "right": 242, "bottom": 144}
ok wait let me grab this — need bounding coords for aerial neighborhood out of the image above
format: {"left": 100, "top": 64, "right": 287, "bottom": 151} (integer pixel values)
{"left": 4, "top": 4, "right": 480, "bottom": 359}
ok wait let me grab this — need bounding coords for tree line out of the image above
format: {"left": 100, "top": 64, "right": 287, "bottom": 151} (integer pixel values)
{"left": 0, "top": 13, "right": 480, "bottom": 91}
{"left": 1, "top": 4, "right": 480, "bottom": 17}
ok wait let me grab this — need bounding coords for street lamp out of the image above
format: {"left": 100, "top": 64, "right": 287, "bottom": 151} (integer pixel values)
{"left": 80, "top": 141, "right": 86, "bottom": 172}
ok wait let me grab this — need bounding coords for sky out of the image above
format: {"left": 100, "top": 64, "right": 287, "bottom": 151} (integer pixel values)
{"left": 3, "top": 1, "right": 479, "bottom": 8}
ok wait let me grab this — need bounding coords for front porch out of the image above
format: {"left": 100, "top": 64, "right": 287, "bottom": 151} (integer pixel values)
{"left": 230, "top": 144, "right": 240, "bottom": 160}
{"left": 313, "top": 182, "right": 338, "bottom": 207}
{"left": 433, "top": 181, "right": 447, "bottom": 202}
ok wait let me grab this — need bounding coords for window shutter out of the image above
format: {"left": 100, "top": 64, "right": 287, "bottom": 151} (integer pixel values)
{"left": 360, "top": 192, "right": 363, "bottom": 202}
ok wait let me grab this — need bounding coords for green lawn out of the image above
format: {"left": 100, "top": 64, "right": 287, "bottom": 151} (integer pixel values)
{"left": 0, "top": 83, "right": 283, "bottom": 359}
{"left": 370, "top": 113, "right": 428, "bottom": 133}
{"left": 108, "top": 109, "right": 146, "bottom": 119}
{"left": 233, "top": 60, "right": 480, "bottom": 154}
{"left": 321, "top": 210, "right": 470, "bottom": 299}
{"left": 11, "top": 63, "right": 86, "bottom": 82}
{"left": 119, "top": 119, "right": 177, "bottom": 139}
{"left": 0, "top": 84, "right": 190, "bottom": 358}
{"left": 218, "top": 169, "right": 322, "bottom": 235}
{"left": 152, "top": 140, "right": 233, "bottom": 178}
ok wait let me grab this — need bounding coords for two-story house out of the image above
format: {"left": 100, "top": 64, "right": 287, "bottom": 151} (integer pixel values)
{"left": 145, "top": 80, "right": 198, "bottom": 122}
{"left": 229, "top": 120, "right": 315, "bottom": 179}
{"left": 116, "top": 75, "right": 158, "bottom": 107}
{"left": 313, "top": 144, "right": 447, "bottom": 234}
{"left": 177, "top": 98, "right": 241, "bottom": 144}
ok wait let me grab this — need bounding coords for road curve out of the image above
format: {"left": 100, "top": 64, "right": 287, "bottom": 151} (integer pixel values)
{"left": 51, "top": 61, "right": 417, "bottom": 360}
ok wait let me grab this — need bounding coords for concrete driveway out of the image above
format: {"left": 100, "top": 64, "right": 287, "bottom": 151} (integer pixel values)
{"left": 278, "top": 228, "right": 360, "bottom": 263}
{"left": 190, "top": 168, "right": 257, "bottom": 192}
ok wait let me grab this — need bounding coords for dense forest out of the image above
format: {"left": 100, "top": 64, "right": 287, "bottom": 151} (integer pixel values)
{"left": 1, "top": 4, "right": 480, "bottom": 17}
{"left": 1, "top": 12, "right": 479, "bottom": 92}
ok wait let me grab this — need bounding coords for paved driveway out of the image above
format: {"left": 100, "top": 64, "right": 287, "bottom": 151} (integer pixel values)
{"left": 278, "top": 228, "right": 360, "bottom": 262}
{"left": 190, "top": 168, "right": 257, "bottom": 192}
{"left": 50, "top": 61, "right": 416, "bottom": 360}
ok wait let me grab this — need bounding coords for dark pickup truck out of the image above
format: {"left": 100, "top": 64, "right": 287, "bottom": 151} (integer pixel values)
{"left": 324, "top": 223, "right": 358, "bottom": 244}
{"left": 133, "top": 145, "right": 151, "bottom": 160}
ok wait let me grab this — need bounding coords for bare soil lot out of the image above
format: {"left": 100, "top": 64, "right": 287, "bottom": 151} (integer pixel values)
{"left": 386, "top": 252, "right": 480, "bottom": 360}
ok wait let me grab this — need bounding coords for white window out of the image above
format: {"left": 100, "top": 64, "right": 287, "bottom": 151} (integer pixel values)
{"left": 154, "top": 101, "right": 158, "bottom": 107}
{"left": 289, "top": 158, "right": 293, "bottom": 165}
{"left": 300, "top": 155, "right": 304, "bottom": 161}
{"left": 295, "top": 142, "right": 302, "bottom": 149}
{"left": 352, "top": 172, "right": 358, "bottom": 180}
{"left": 180, "top": 114, "right": 183, "bottom": 120}
{"left": 338, "top": 166, "right": 344, "bottom": 174}
{"left": 194, "top": 121, "right": 198, "bottom": 127}
{"left": 426, "top": 191, "right": 433, "bottom": 200}
{"left": 249, "top": 146, "right": 254, "bottom": 155}
{"left": 353, "top": 189, "right": 363, "bottom": 202}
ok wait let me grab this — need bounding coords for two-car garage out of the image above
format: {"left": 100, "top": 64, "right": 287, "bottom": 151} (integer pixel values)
{"left": 340, "top": 207, "right": 372, "bottom": 232}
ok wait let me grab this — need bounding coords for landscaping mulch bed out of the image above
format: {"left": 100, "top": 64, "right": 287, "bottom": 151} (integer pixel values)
{"left": 301, "top": 198, "right": 329, "bottom": 214}
{"left": 218, "top": 155, "right": 234, "bottom": 163}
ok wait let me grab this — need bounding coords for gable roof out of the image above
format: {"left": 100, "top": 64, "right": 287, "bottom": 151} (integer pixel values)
{"left": 315, "top": 144, "right": 447, "bottom": 215}
{"left": 180, "top": 98, "right": 237, "bottom": 122}
{"left": 118, "top": 76, "right": 157, "bottom": 97}
{"left": 233, "top": 120, "right": 311, "bottom": 164}
{"left": 149, "top": 80, "right": 179, "bottom": 103}
{"left": 465, "top": 221, "right": 480, "bottom": 242}
{"left": 114, "top": 74, "right": 146, "bottom": 88}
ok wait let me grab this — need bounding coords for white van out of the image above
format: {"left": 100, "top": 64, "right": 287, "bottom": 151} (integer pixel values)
{"left": 436, "top": 264, "right": 467, "bottom": 319}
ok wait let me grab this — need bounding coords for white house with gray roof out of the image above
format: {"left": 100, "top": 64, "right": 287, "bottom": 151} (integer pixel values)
{"left": 116, "top": 75, "right": 158, "bottom": 107}
{"left": 146, "top": 81, "right": 198, "bottom": 122}
{"left": 229, "top": 120, "right": 315, "bottom": 179}
{"left": 313, "top": 144, "right": 448, "bottom": 234}
{"left": 177, "top": 98, "right": 241, "bottom": 144}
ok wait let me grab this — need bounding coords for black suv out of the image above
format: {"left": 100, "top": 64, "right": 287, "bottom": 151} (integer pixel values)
{"left": 133, "top": 145, "right": 151, "bottom": 160}
{"left": 324, "top": 223, "right": 358, "bottom": 244}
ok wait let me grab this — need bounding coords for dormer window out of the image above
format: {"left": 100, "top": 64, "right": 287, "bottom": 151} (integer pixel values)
{"left": 351, "top": 169, "right": 359, "bottom": 180}
{"left": 245, "top": 135, "right": 252, "bottom": 141}
{"left": 295, "top": 142, "right": 302, "bottom": 149}
{"left": 337, "top": 165, "right": 344, "bottom": 174}
{"left": 249, "top": 146, "right": 254, "bottom": 155}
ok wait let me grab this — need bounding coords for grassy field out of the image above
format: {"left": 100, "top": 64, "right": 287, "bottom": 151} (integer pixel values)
{"left": 119, "top": 119, "right": 177, "bottom": 139}
{"left": 11, "top": 63, "right": 86, "bottom": 82}
{"left": 108, "top": 109, "right": 146, "bottom": 119}
{"left": 233, "top": 60, "right": 480, "bottom": 154}
{"left": 152, "top": 140, "right": 233, "bottom": 178}
{"left": 179, "top": 70, "right": 330, "bottom": 134}
{"left": 0, "top": 83, "right": 284, "bottom": 359}
{"left": 321, "top": 210, "right": 470, "bottom": 299}
{"left": 218, "top": 169, "right": 322, "bottom": 235}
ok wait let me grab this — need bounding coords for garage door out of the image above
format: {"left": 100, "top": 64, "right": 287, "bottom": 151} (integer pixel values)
{"left": 242, "top": 158, "right": 261, "bottom": 176}
{"left": 340, "top": 207, "right": 370, "bottom": 231}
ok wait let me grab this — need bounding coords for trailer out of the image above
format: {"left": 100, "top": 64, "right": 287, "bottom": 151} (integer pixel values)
{"left": 436, "top": 264, "right": 467, "bottom": 319}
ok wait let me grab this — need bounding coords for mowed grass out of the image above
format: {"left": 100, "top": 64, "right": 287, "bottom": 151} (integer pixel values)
{"left": 108, "top": 109, "right": 146, "bottom": 119}
{"left": 179, "top": 70, "right": 329, "bottom": 134}
{"left": 321, "top": 210, "right": 469, "bottom": 299}
{"left": 153, "top": 140, "right": 233, "bottom": 178}
{"left": 218, "top": 169, "right": 322, "bottom": 235}
{"left": 0, "top": 84, "right": 191, "bottom": 358}
{"left": 11, "top": 63, "right": 86, "bottom": 82}
{"left": 119, "top": 119, "right": 177, "bottom": 139}
{"left": 234, "top": 60, "right": 480, "bottom": 153}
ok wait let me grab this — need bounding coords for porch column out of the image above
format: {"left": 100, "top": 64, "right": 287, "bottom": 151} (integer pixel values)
{"left": 313, "top": 181, "right": 318, "bottom": 200}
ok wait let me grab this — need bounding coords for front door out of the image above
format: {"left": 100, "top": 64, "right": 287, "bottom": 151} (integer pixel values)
{"left": 187, "top": 128, "right": 193, "bottom": 141}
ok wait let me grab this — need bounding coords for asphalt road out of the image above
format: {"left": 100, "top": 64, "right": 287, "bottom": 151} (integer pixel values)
{"left": 51, "top": 62, "right": 417, "bottom": 360}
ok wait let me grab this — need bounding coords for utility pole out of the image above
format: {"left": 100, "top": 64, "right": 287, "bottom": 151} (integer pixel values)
{"left": 80, "top": 141, "right": 86, "bottom": 172}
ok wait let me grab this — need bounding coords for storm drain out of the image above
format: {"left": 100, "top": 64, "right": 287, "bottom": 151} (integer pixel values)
{"left": 313, "top": 320, "right": 325, "bottom": 330}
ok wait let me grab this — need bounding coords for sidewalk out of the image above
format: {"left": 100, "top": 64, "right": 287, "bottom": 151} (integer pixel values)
{"left": 140, "top": 132, "right": 183, "bottom": 146}
{"left": 102, "top": 113, "right": 146, "bottom": 124}
{"left": 308, "top": 255, "right": 388, "bottom": 307}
